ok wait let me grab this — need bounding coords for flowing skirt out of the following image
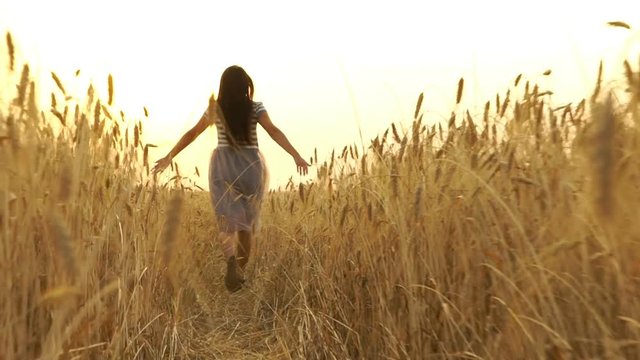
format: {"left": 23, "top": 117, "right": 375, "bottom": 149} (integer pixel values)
{"left": 208, "top": 147, "right": 268, "bottom": 233}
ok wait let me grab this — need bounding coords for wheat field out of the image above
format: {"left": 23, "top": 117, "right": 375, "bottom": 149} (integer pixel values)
{"left": 1, "top": 32, "right": 640, "bottom": 359}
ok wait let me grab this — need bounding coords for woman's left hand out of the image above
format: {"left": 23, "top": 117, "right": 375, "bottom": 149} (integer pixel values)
{"left": 152, "top": 155, "right": 172, "bottom": 175}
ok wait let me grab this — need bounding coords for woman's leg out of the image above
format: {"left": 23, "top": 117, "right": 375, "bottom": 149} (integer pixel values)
{"left": 237, "top": 230, "right": 252, "bottom": 270}
{"left": 218, "top": 231, "right": 235, "bottom": 259}
{"left": 219, "top": 231, "right": 243, "bottom": 292}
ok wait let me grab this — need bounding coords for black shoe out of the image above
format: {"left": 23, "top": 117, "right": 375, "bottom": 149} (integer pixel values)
{"left": 224, "top": 256, "right": 243, "bottom": 292}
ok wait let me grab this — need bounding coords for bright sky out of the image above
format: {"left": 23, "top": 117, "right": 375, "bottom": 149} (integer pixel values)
{"left": 1, "top": 0, "right": 639, "bottom": 189}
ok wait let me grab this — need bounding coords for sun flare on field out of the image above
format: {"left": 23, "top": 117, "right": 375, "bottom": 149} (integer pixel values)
{"left": 1, "top": 0, "right": 638, "bottom": 187}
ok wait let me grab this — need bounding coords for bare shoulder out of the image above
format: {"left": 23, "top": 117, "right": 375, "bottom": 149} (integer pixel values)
{"left": 192, "top": 104, "right": 215, "bottom": 133}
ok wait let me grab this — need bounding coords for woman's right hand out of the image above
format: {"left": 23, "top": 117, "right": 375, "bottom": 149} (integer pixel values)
{"left": 152, "top": 155, "right": 172, "bottom": 175}
{"left": 294, "top": 155, "right": 310, "bottom": 176}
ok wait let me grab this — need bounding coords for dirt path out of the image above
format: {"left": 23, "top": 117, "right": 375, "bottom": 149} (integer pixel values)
{"left": 178, "top": 213, "right": 290, "bottom": 359}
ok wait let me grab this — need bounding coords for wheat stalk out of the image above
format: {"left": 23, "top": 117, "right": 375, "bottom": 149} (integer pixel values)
{"left": 161, "top": 192, "right": 183, "bottom": 265}
{"left": 5, "top": 32, "right": 15, "bottom": 71}
{"left": 51, "top": 72, "right": 66, "bottom": 95}
{"left": 456, "top": 77, "right": 464, "bottom": 104}
{"left": 108, "top": 74, "right": 114, "bottom": 106}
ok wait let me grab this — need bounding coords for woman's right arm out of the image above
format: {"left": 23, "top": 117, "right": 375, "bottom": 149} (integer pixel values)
{"left": 257, "top": 112, "right": 309, "bottom": 175}
{"left": 152, "top": 98, "right": 215, "bottom": 174}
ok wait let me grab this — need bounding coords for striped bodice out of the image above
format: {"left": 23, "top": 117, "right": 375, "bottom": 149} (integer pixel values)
{"left": 204, "top": 101, "right": 266, "bottom": 149}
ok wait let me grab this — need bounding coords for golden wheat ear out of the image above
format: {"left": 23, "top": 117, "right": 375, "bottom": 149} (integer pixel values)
{"left": 206, "top": 93, "right": 218, "bottom": 126}
{"left": 6, "top": 32, "right": 15, "bottom": 71}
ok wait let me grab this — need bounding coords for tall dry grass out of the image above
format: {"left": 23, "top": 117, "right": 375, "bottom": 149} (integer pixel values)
{"left": 0, "top": 34, "right": 226, "bottom": 359}
{"left": 249, "top": 62, "right": 640, "bottom": 359}
{"left": 2, "top": 32, "right": 640, "bottom": 359}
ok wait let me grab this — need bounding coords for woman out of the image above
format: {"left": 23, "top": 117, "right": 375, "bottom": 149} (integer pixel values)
{"left": 152, "top": 66, "right": 309, "bottom": 292}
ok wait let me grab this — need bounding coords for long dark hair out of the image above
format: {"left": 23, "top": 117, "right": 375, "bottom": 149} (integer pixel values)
{"left": 217, "top": 66, "right": 254, "bottom": 144}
